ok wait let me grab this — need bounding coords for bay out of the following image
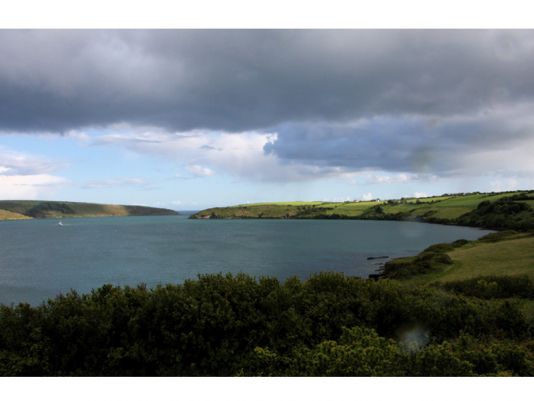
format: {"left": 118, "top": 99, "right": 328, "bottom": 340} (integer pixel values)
{"left": 0, "top": 214, "right": 492, "bottom": 305}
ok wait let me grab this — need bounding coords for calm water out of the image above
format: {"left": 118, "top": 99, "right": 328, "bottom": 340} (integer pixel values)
{"left": 0, "top": 214, "right": 492, "bottom": 305}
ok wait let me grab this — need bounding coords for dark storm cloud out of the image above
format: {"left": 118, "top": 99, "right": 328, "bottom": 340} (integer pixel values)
{"left": 1, "top": 30, "right": 534, "bottom": 132}
{"left": 266, "top": 107, "right": 534, "bottom": 175}
{"left": 2, "top": 30, "right": 534, "bottom": 178}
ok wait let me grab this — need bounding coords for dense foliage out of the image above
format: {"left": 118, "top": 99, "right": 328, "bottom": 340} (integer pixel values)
{"left": 456, "top": 196, "right": 534, "bottom": 230}
{"left": 1, "top": 273, "right": 532, "bottom": 376}
{"left": 439, "top": 275, "right": 534, "bottom": 299}
{"left": 26, "top": 202, "right": 76, "bottom": 218}
{"left": 381, "top": 240, "right": 465, "bottom": 279}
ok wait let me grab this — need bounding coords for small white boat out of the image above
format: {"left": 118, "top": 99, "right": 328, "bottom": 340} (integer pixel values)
{"left": 58, "top": 221, "right": 64, "bottom": 226}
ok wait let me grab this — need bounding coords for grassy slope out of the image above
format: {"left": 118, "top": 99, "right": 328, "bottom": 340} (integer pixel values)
{"left": 391, "top": 233, "right": 534, "bottom": 317}
{"left": 0, "top": 200, "right": 178, "bottom": 220}
{"left": 385, "top": 192, "right": 521, "bottom": 219}
{"left": 192, "top": 200, "right": 380, "bottom": 218}
{"left": 442, "top": 236, "right": 534, "bottom": 282}
{"left": 0, "top": 209, "right": 31, "bottom": 220}
{"left": 395, "top": 234, "right": 534, "bottom": 285}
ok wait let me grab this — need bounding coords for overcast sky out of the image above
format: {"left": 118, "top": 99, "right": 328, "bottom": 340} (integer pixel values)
{"left": 1, "top": 30, "right": 534, "bottom": 209}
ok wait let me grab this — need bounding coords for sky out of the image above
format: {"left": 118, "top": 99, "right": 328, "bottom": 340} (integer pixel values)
{"left": 1, "top": 30, "right": 534, "bottom": 210}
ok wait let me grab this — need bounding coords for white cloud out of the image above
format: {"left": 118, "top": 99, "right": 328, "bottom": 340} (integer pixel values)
{"left": 366, "top": 173, "right": 413, "bottom": 184}
{"left": 369, "top": 174, "right": 411, "bottom": 184}
{"left": 0, "top": 174, "right": 66, "bottom": 199}
{"left": 361, "top": 192, "right": 374, "bottom": 201}
{"left": 187, "top": 164, "right": 214, "bottom": 177}
{"left": 0, "top": 146, "right": 60, "bottom": 175}
{"left": 82, "top": 177, "right": 147, "bottom": 189}
{"left": 64, "top": 130, "right": 91, "bottom": 142}
{"left": 490, "top": 177, "right": 520, "bottom": 192}
{"left": 65, "top": 118, "right": 534, "bottom": 188}
{"left": 414, "top": 192, "right": 428, "bottom": 198}
{"left": 76, "top": 126, "right": 349, "bottom": 183}
{"left": 0, "top": 146, "right": 67, "bottom": 199}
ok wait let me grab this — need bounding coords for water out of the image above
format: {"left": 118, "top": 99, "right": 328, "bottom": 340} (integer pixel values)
{"left": 0, "top": 214, "right": 492, "bottom": 305}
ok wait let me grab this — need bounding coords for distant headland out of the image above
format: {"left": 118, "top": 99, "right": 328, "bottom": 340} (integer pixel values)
{"left": 190, "top": 190, "right": 534, "bottom": 232}
{"left": 0, "top": 200, "right": 178, "bottom": 220}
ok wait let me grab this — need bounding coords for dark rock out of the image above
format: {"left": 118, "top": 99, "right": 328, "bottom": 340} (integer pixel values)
{"left": 368, "top": 273, "right": 384, "bottom": 280}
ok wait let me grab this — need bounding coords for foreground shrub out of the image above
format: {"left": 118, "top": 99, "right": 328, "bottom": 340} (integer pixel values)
{"left": 440, "top": 275, "right": 534, "bottom": 299}
{"left": 0, "top": 273, "right": 531, "bottom": 376}
{"left": 382, "top": 251, "right": 452, "bottom": 279}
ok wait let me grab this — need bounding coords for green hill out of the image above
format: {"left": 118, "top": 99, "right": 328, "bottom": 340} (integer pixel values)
{"left": 0, "top": 200, "right": 178, "bottom": 220}
{"left": 191, "top": 190, "right": 534, "bottom": 231}
{"left": 380, "top": 230, "right": 534, "bottom": 318}
{"left": 382, "top": 231, "right": 534, "bottom": 282}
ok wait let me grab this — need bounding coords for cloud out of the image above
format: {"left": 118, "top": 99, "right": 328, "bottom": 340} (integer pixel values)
{"left": 0, "top": 174, "right": 66, "bottom": 199}
{"left": 82, "top": 177, "right": 148, "bottom": 189}
{"left": 1, "top": 30, "right": 534, "bottom": 133}
{"left": 414, "top": 192, "right": 428, "bottom": 198}
{"left": 265, "top": 106, "right": 534, "bottom": 178}
{"left": 0, "top": 146, "right": 66, "bottom": 199}
{"left": 2, "top": 31, "right": 534, "bottom": 186}
{"left": 187, "top": 164, "right": 214, "bottom": 177}
{"left": 361, "top": 192, "right": 374, "bottom": 201}
{"left": 490, "top": 177, "right": 520, "bottom": 192}
{"left": 66, "top": 105, "right": 534, "bottom": 185}
{"left": 363, "top": 173, "right": 424, "bottom": 185}
{"left": 79, "top": 127, "right": 347, "bottom": 182}
{"left": 0, "top": 146, "right": 61, "bottom": 175}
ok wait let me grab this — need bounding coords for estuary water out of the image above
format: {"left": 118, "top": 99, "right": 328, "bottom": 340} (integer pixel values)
{"left": 0, "top": 214, "right": 492, "bottom": 305}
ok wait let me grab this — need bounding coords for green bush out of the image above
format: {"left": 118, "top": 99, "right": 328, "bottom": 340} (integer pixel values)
{"left": 440, "top": 275, "right": 534, "bottom": 299}
{"left": 382, "top": 251, "right": 452, "bottom": 279}
{"left": 457, "top": 198, "right": 534, "bottom": 230}
{"left": 285, "top": 327, "right": 406, "bottom": 376}
{"left": 0, "top": 273, "right": 531, "bottom": 376}
{"left": 479, "top": 231, "right": 520, "bottom": 243}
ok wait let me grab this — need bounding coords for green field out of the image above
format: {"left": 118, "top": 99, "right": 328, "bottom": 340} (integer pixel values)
{"left": 0, "top": 200, "right": 178, "bottom": 220}
{"left": 238, "top": 201, "right": 326, "bottom": 206}
{"left": 441, "top": 236, "right": 534, "bottom": 282}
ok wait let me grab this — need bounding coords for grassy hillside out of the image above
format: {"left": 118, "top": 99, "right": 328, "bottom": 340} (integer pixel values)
{"left": 192, "top": 200, "right": 382, "bottom": 219}
{"left": 0, "top": 200, "right": 178, "bottom": 220}
{"left": 191, "top": 190, "right": 534, "bottom": 231}
{"left": 0, "top": 209, "right": 31, "bottom": 220}
{"left": 381, "top": 231, "right": 534, "bottom": 318}
{"left": 441, "top": 235, "right": 534, "bottom": 282}
{"left": 383, "top": 231, "right": 534, "bottom": 283}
